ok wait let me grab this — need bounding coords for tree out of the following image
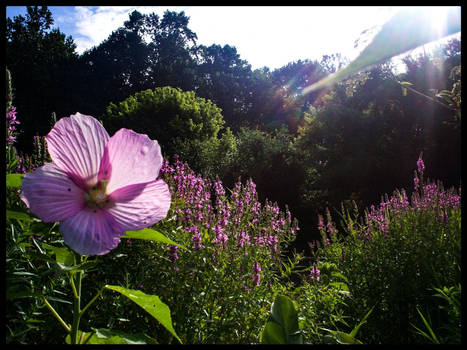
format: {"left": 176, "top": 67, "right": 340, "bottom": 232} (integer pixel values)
{"left": 195, "top": 44, "right": 255, "bottom": 128}
{"left": 75, "top": 27, "right": 152, "bottom": 117}
{"left": 144, "top": 10, "right": 199, "bottom": 91}
{"left": 6, "top": 6, "right": 77, "bottom": 153}
{"left": 100, "top": 86, "right": 234, "bottom": 177}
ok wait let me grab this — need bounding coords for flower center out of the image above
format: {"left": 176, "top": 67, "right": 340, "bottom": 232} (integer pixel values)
{"left": 85, "top": 180, "right": 110, "bottom": 208}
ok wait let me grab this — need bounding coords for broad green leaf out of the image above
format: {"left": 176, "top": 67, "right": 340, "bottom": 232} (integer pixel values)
{"left": 104, "top": 285, "right": 181, "bottom": 343}
{"left": 303, "top": 7, "right": 461, "bottom": 94}
{"left": 261, "top": 295, "right": 303, "bottom": 344}
{"left": 42, "top": 243, "right": 75, "bottom": 266}
{"left": 261, "top": 321, "right": 286, "bottom": 344}
{"left": 6, "top": 210, "right": 32, "bottom": 223}
{"left": 84, "top": 328, "right": 158, "bottom": 344}
{"left": 65, "top": 330, "right": 90, "bottom": 344}
{"left": 271, "top": 295, "right": 299, "bottom": 334}
{"left": 6, "top": 173, "right": 24, "bottom": 187}
{"left": 123, "top": 228, "right": 184, "bottom": 248}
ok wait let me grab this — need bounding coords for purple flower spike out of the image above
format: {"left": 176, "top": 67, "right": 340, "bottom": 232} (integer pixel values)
{"left": 310, "top": 266, "right": 320, "bottom": 282}
{"left": 20, "top": 113, "right": 171, "bottom": 256}
{"left": 417, "top": 153, "right": 425, "bottom": 173}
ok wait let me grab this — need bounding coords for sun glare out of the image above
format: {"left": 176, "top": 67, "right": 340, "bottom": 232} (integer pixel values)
{"left": 421, "top": 7, "right": 454, "bottom": 39}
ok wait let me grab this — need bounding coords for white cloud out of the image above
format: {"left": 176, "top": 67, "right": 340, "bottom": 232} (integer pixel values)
{"left": 72, "top": 7, "right": 130, "bottom": 52}
{"left": 66, "top": 6, "right": 458, "bottom": 70}
{"left": 71, "top": 6, "right": 184, "bottom": 53}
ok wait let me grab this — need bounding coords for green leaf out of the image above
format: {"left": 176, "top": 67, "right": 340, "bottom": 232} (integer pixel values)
{"left": 83, "top": 328, "right": 158, "bottom": 344}
{"left": 349, "top": 305, "right": 375, "bottom": 338}
{"left": 42, "top": 243, "right": 75, "bottom": 266}
{"left": 261, "top": 295, "right": 303, "bottom": 344}
{"left": 6, "top": 210, "right": 32, "bottom": 223}
{"left": 104, "top": 285, "right": 181, "bottom": 343}
{"left": 329, "top": 281, "right": 350, "bottom": 292}
{"left": 414, "top": 307, "right": 439, "bottom": 344}
{"left": 334, "top": 331, "right": 362, "bottom": 344}
{"left": 321, "top": 328, "right": 362, "bottom": 344}
{"left": 261, "top": 321, "right": 286, "bottom": 344}
{"left": 6, "top": 284, "right": 42, "bottom": 300}
{"left": 123, "top": 228, "right": 184, "bottom": 248}
{"left": 303, "top": 7, "right": 461, "bottom": 93}
{"left": 65, "top": 330, "right": 90, "bottom": 344}
{"left": 6, "top": 173, "right": 24, "bottom": 187}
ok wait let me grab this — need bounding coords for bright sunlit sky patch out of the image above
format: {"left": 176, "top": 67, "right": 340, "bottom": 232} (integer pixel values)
{"left": 6, "top": 6, "right": 460, "bottom": 72}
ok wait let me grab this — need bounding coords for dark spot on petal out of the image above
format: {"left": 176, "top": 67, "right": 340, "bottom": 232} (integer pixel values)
{"left": 67, "top": 188, "right": 71, "bottom": 191}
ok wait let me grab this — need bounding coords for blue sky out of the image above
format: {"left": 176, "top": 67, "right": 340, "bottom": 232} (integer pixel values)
{"left": 6, "top": 6, "right": 460, "bottom": 71}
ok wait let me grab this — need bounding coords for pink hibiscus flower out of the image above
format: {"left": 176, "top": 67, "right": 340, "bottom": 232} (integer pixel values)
{"left": 20, "top": 113, "right": 171, "bottom": 256}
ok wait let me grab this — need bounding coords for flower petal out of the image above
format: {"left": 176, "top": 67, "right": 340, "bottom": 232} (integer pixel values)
{"left": 107, "top": 179, "right": 171, "bottom": 231}
{"left": 20, "top": 163, "right": 85, "bottom": 222}
{"left": 60, "top": 208, "right": 125, "bottom": 256}
{"left": 46, "top": 113, "right": 109, "bottom": 190}
{"left": 98, "top": 128, "right": 163, "bottom": 194}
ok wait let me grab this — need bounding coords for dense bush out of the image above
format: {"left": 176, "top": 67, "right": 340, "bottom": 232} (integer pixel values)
{"left": 311, "top": 156, "right": 461, "bottom": 344}
{"left": 100, "top": 86, "right": 234, "bottom": 174}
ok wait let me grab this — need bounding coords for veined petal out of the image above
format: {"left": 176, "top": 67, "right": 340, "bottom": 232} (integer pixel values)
{"left": 46, "top": 113, "right": 109, "bottom": 190}
{"left": 60, "top": 208, "right": 125, "bottom": 256}
{"left": 98, "top": 128, "right": 163, "bottom": 194}
{"left": 20, "top": 163, "right": 85, "bottom": 222}
{"left": 107, "top": 179, "right": 171, "bottom": 231}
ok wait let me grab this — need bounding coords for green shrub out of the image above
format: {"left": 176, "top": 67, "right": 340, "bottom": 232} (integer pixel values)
{"left": 101, "top": 86, "right": 234, "bottom": 176}
{"left": 312, "top": 157, "right": 461, "bottom": 344}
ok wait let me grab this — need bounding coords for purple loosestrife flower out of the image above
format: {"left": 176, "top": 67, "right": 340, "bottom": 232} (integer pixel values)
{"left": 168, "top": 245, "right": 179, "bottom": 263}
{"left": 417, "top": 153, "right": 425, "bottom": 173}
{"left": 6, "top": 106, "right": 20, "bottom": 144}
{"left": 237, "top": 231, "right": 250, "bottom": 248}
{"left": 310, "top": 266, "right": 320, "bottom": 282}
{"left": 188, "top": 226, "right": 204, "bottom": 250}
{"left": 20, "top": 113, "right": 171, "bottom": 256}
{"left": 252, "top": 262, "right": 261, "bottom": 286}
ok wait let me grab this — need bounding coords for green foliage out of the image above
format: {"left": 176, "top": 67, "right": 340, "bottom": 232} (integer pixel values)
{"left": 6, "top": 174, "right": 24, "bottom": 188}
{"left": 65, "top": 328, "right": 158, "bottom": 344}
{"left": 173, "top": 126, "right": 237, "bottom": 180}
{"left": 313, "top": 180, "right": 461, "bottom": 344}
{"left": 104, "top": 285, "right": 181, "bottom": 343}
{"left": 412, "top": 283, "right": 461, "bottom": 344}
{"left": 122, "top": 228, "right": 183, "bottom": 248}
{"left": 261, "top": 295, "right": 303, "bottom": 344}
{"left": 102, "top": 86, "right": 224, "bottom": 159}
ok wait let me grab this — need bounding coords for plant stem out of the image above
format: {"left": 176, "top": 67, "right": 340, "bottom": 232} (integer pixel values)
{"left": 80, "top": 286, "right": 105, "bottom": 317}
{"left": 41, "top": 296, "right": 71, "bottom": 333}
{"left": 69, "top": 257, "right": 84, "bottom": 344}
